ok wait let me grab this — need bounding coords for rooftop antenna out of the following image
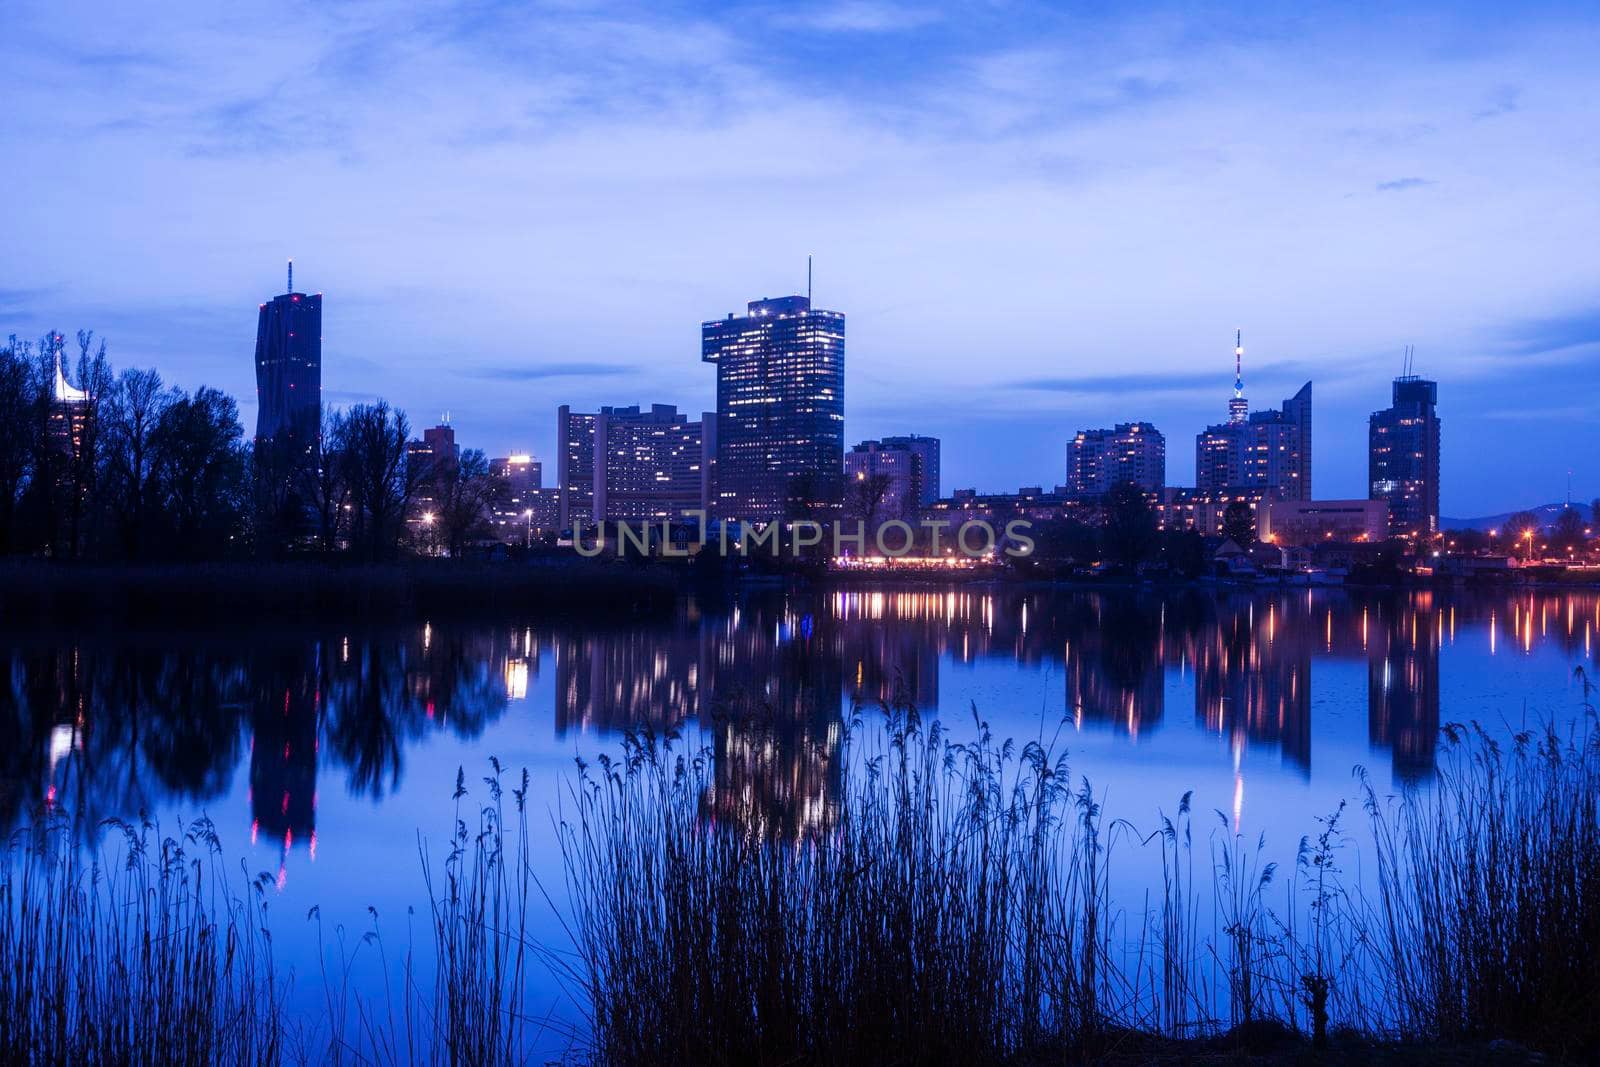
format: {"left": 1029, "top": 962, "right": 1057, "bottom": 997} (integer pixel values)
{"left": 807, "top": 254, "right": 813, "bottom": 304}
{"left": 287, "top": 259, "right": 293, "bottom": 295}
{"left": 1233, "top": 329, "right": 1244, "bottom": 398}
{"left": 1228, "top": 329, "right": 1248, "bottom": 424}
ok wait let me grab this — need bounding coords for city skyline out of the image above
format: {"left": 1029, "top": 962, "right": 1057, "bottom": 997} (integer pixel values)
{"left": 4, "top": 2, "right": 1598, "bottom": 516}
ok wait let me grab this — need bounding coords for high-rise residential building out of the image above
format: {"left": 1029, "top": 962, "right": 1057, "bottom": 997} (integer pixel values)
{"left": 702, "top": 294, "right": 845, "bottom": 523}
{"left": 254, "top": 261, "right": 321, "bottom": 453}
{"left": 846, "top": 440, "right": 923, "bottom": 521}
{"left": 560, "top": 404, "right": 713, "bottom": 527}
{"left": 1369, "top": 375, "right": 1440, "bottom": 537}
{"left": 556, "top": 405, "right": 598, "bottom": 531}
{"left": 592, "top": 404, "right": 713, "bottom": 522}
{"left": 1195, "top": 334, "right": 1311, "bottom": 501}
{"left": 1066, "top": 422, "right": 1165, "bottom": 495}
{"left": 878, "top": 434, "right": 941, "bottom": 507}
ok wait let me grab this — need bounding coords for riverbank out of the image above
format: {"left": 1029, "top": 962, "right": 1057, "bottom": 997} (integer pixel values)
{"left": 5, "top": 707, "right": 1594, "bottom": 1065}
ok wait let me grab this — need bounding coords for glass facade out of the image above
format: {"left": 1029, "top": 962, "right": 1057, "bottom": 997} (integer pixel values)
{"left": 1369, "top": 376, "right": 1440, "bottom": 537}
{"left": 254, "top": 290, "right": 322, "bottom": 451}
{"left": 702, "top": 295, "right": 845, "bottom": 523}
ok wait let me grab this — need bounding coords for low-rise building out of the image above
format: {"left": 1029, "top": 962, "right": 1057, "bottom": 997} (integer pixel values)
{"left": 1259, "top": 499, "right": 1388, "bottom": 545}
{"left": 1154, "top": 487, "right": 1275, "bottom": 536}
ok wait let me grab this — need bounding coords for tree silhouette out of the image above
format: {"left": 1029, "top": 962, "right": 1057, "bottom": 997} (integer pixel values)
{"left": 1222, "top": 500, "right": 1256, "bottom": 545}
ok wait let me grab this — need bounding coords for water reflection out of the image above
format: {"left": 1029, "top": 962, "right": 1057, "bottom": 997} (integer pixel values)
{"left": 1, "top": 589, "right": 1595, "bottom": 847}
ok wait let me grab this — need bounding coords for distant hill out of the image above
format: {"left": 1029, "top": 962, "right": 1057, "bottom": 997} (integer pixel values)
{"left": 1442, "top": 502, "right": 1594, "bottom": 531}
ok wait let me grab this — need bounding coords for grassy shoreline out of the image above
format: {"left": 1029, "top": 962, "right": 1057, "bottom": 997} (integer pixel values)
{"left": 3, "top": 707, "right": 1597, "bottom": 1064}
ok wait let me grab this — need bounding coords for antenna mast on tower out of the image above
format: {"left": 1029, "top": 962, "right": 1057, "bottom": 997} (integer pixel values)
{"left": 1228, "top": 330, "right": 1248, "bottom": 424}
{"left": 807, "top": 254, "right": 813, "bottom": 304}
{"left": 288, "top": 259, "right": 294, "bottom": 295}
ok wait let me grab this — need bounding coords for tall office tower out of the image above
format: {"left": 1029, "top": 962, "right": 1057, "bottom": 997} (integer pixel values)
{"left": 1369, "top": 374, "right": 1440, "bottom": 537}
{"left": 1066, "top": 422, "right": 1165, "bottom": 495}
{"left": 592, "top": 404, "right": 713, "bottom": 522}
{"left": 1194, "top": 334, "right": 1311, "bottom": 500}
{"left": 556, "top": 405, "right": 598, "bottom": 531}
{"left": 702, "top": 294, "right": 845, "bottom": 523}
{"left": 405, "top": 422, "right": 459, "bottom": 527}
{"left": 846, "top": 440, "right": 918, "bottom": 521}
{"left": 254, "top": 261, "right": 322, "bottom": 453}
{"left": 878, "top": 434, "right": 941, "bottom": 506}
{"left": 407, "top": 423, "right": 460, "bottom": 481}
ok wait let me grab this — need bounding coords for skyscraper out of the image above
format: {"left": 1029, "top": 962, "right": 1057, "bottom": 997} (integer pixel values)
{"left": 702, "top": 295, "right": 845, "bottom": 523}
{"left": 1067, "top": 422, "right": 1165, "bottom": 495}
{"left": 560, "top": 404, "right": 714, "bottom": 527}
{"left": 1369, "top": 375, "right": 1440, "bottom": 537}
{"left": 1195, "top": 334, "right": 1311, "bottom": 501}
{"left": 253, "top": 261, "right": 321, "bottom": 452}
{"left": 878, "top": 434, "right": 941, "bottom": 507}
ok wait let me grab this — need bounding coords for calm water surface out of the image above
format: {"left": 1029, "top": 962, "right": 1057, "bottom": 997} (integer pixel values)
{"left": 4, "top": 585, "right": 1597, "bottom": 1041}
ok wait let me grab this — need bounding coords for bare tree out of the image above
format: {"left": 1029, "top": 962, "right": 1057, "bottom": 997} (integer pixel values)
{"left": 432, "top": 448, "right": 494, "bottom": 558}
{"left": 1222, "top": 500, "right": 1256, "bottom": 546}
{"left": 151, "top": 386, "right": 248, "bottom": 557}
{"left": 101, "top": 367, "right": 174, "bottom": 559}
{"left": 339, "top": 401, "right": 418, "bottom": 562}
{"left": 846, "top": 471, "right": 894, "bottom": 531}
{"left": 1551, "top": 507, "right": 1586, "bottom": 553}
{"left": 308, "top": 408, "right": 349, "bottom": 553}
{"left": 0, "top": 338, "right": 34, "bottom": 553}
{"left": 63, "top": 330, "right": 113, "bottom": 558}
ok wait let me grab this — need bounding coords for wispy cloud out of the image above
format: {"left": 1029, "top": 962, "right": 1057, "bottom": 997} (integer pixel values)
{"left": 1375, "top": 177, "right": 1434, "bottom": 192}
{"left": 464, "top": 362, "right": 637, "bottom": 381}
{"left": 0, "top": 287, "right": 54, "bottom": 321}
{"left": 1010, "top": 363, "right": 1311, "bottom": 395}
{"left": 1501, "top": 305, "right": 1600, "bottom": 357}
{"left": 1473, "top": 83, "right": 1521, "bottom": 120}
{"left": 785, "top": 2, "right": 942, "bottom": 34}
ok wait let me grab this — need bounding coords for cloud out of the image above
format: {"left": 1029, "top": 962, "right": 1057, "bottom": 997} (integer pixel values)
{"left": 786, "top": 2, "right": 942, "bottom": 34}
{"left": 0, "top": 287, "right": 54, "bottom": 321}
{"left": 1500, "top": 305, "right": 1600, "bottom": 357}
{"left": 1473, "top": 83, "right": 1521, "bottom": 120}
{"left": 463, "top": 362, "right": 637, "bottom": 381}
{"left": 1009, "top": 363, "right": 1312, "bottom": 395}
{"left": 1375, "top": 177, "right": 1434, "bottom": 192}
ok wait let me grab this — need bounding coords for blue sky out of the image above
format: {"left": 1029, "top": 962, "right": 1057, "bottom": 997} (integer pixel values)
{"left": 3, "top": 0, "right": 1597, "bottom": 516}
